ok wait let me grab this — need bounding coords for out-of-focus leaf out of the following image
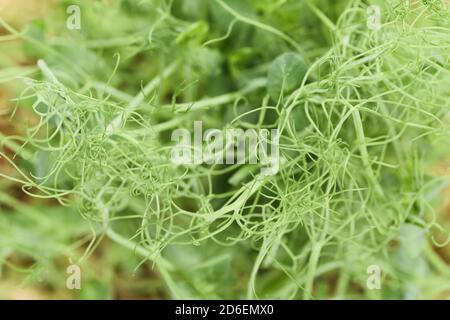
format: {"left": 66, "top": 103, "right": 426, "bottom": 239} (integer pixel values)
{"left": 267, "top": 52, "right": 307, "bottom": 101}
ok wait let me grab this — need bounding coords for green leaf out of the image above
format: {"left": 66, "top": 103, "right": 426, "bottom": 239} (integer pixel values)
{"left": 398, "top": 223, "right": 426, "bottom": 259}
{"left": 267, "top": 52, "right": 307, "bottom": 101}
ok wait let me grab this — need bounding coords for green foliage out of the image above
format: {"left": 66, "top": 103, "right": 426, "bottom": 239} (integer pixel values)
{"left": 267, "top": 52, "right": 308, "bottom": 101}
{"left": 0, "top": 0, "right": 449, "bottom": 299}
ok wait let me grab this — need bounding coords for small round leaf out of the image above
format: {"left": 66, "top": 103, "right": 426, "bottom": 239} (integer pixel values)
{"left": 267, "top": 52, "right": 307, "bottom": 101}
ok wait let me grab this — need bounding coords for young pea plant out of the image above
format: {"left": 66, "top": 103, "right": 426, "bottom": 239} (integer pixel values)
{"left": 0, "top": 0, "right": 449, "bottom": 299}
